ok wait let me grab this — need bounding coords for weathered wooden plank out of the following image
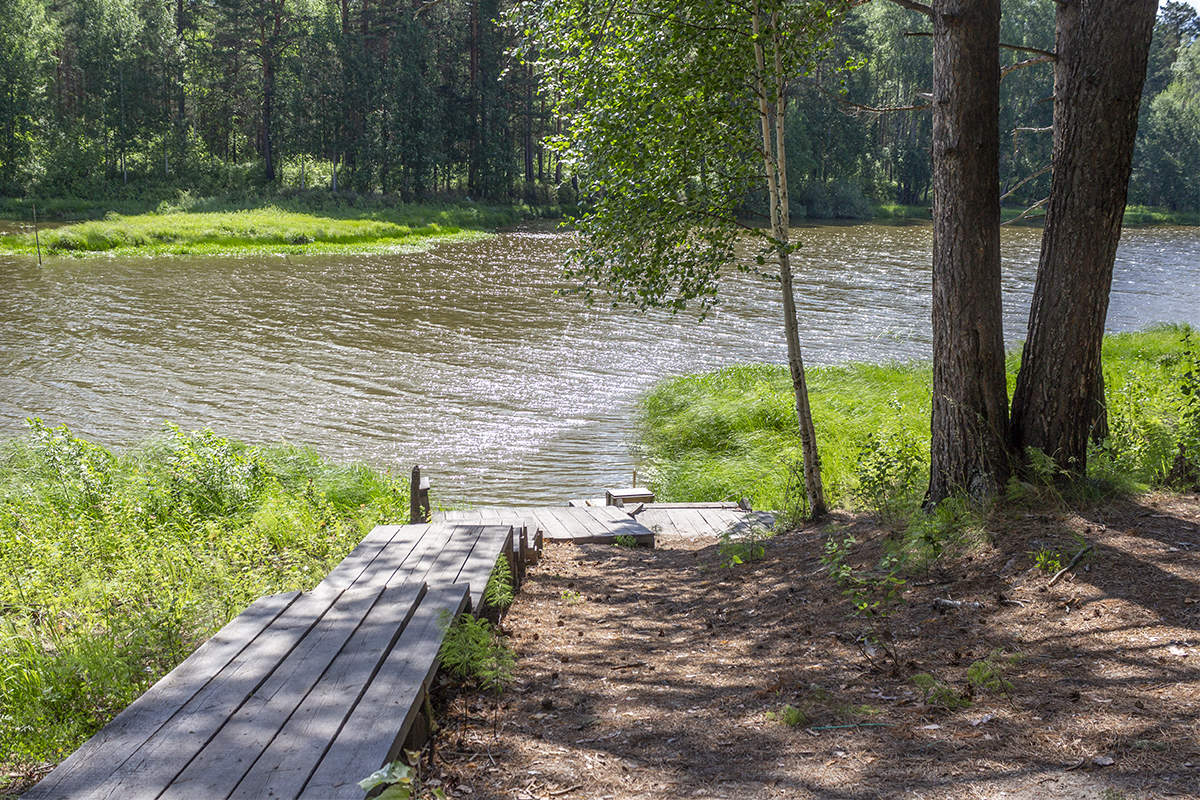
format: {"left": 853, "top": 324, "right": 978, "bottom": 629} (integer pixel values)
{"left": 320, "top": 525, "right": 402, "bottom": 592}
{"left": 699, "top": 508, "right": 744, "bottom": 536}
{"left": 346, "top": 523, "right": 436, "bottom": 594}
{"left": 541, "top": 507, "right": 594, "bottom": 542}
{"left": 675, "top": 509, "right": 723, "bottom": 537}
{"left": 439, "top": 509, "right": 483, "bottom": 524}
{"left": 379, "top": 522, "right": 459, "bottom": 591}
{"left": 226, "top": 583, "right": 427, "bottom": 800}
{"left": 526, "top": 507, "right": 572, "bottom": 541}
{"left": 454, "top": 525, "right": 513, "bottom": 613}
{"left": 299, "top": 584, "right": 471, "bottom": 800}
{"left": 21, "top": 592, "right": 299, "bottom": 800}
{"left": 418, "top": 525, "right": 486, "bottom": 593}
{"left": 160, "top": 585, "right": 400, "bottom": 799}
{"left": 576, "top": 505, "right": 656, "bottom": 544}
{"left": 82, "top": 585, "right": 346, "bottom": 800}
{"left": 642, "top": 502, "right": 742, "bottom": 510}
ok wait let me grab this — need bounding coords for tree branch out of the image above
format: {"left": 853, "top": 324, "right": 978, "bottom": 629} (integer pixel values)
{"left": 905, "top": 31, "right": 1055, "bottom": 59}
{"left": 1000, "top": 165, "right": 1051, "bottom": 202}
{"left": 1002, "top": 196, "right": 1048, "bottom": 226}
{"left": 884, "top": 0, "right": 933, "bottom": 17}
{"left": 1001, "top": 54, "right": 1055, "bottom": 79}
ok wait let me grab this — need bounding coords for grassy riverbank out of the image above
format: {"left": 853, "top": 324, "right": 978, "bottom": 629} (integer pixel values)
{"left": 0, "top": 422, "right": 407, "bottom": 782}
{"left": 872, "top": 203, "right": 1200, "bottom": 226}
{"left": 0, "top": 194, "right": 558, "bottom": 256}
{"left": 638, "top": 325, "right": 1199, "bottom": 515}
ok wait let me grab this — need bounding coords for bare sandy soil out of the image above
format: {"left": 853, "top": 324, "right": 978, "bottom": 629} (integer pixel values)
{"left": 427, "top": 493, "right": 1200, "bottom": 800}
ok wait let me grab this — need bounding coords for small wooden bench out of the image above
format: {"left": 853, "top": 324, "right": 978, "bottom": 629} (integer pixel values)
{"left": 24, "top": 521, "right": 532, "bottom": 800}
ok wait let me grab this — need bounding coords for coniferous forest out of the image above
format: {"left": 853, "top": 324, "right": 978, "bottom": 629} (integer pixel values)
{"left": 0, "top": 0, "right": 1197, "bottom": 214}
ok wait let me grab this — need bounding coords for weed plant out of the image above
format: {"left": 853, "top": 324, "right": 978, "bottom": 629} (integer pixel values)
{"left": 0, "top": 420, "right": 408, "bottom": 771}
{"left": 483, "top": 556, "right": 515, "bottom": 612}
{"left": 437, "top": 613, "right": 514, "bottom": 695}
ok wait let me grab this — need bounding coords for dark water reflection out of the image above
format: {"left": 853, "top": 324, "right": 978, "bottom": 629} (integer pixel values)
{"left": 1, "top": 224, "right": 1197, "bottom": 504}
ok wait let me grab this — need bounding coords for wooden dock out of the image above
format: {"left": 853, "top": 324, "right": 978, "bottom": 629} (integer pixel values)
{"left": 632, "top": 502, "right": 775, "bottom": 539}
{"left": 24, "top": 490, "right": 773, "bottom": 799}
{"left": 437, "top": 505, "right": 655, "bottom": 545}
{"left": 23, "top": 522, "right": 529, "bottom": 800}
{"left": 437, "top": 502, "right": 773, "bottom": 544}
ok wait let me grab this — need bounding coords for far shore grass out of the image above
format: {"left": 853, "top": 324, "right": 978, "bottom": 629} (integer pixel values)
{"left": 638, "top": 325, "right": 1199, "bottom": 514}
{"left": 0, "top": 201, "right": 537, "bottom": 257}
{"left": 872, "top": 202, "right": 1200, "bottom": 226}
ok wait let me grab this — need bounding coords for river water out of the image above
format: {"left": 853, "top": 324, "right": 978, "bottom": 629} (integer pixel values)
{"left": 2, "top": 224, "right": 1198, "bottom": 504}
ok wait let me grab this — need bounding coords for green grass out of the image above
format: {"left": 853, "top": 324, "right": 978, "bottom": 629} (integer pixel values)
{"left": 0, "top": 202, "right": 532, "bottom": 257}
{"left": 637, "top": 325, "right": 1200, "bottom": 512}
{"left": 871, "top": 203, "right": 1200, "bottom": 226}
{"left": 1121, "top": 205, "right": 1200, "bottom": 226}
{"left": 0, "top": 421, "right": 409, "bottom": 778}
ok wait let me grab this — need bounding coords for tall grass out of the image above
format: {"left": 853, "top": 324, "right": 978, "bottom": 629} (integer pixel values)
{"left": 638, "top": 325, "right": 1200, "bottom": 512}
{"left": 0, "top": 421, "right": 408, "bottom": 774}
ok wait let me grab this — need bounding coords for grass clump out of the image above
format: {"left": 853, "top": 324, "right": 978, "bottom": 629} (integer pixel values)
{"left": 638, "top": 325, "right": 1200, "bottom": 515}
{"left": 0, "top": 199, "right": 531, "bottom": 257}
{"left": 0, "top": 420, "right": 408, "bottom": 773}
{"left": 764, "top": 703, "right": 808, "bottom": 728}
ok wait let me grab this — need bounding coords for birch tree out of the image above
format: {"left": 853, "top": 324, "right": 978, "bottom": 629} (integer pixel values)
{"left": 517, "top": 0, "right": 845, "bottom": 518}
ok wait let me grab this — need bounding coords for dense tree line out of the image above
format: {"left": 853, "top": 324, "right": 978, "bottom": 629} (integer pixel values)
{"left": 0, "top": 0, "right": 1195, "bottom": 209}
{"left": 0, "top": 0, "right": 560, "bottom": 201}
{"left": 784, "top": 0, "right": 1200, "bottom": 216}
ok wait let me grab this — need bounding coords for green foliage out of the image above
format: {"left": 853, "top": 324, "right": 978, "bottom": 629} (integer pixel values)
{"left": 640, "top": 327, "right": 1200, "bottom": 512}
{"left": 718, "top": 527, "right": 770, "bottom": 568}
{"left": 966, "top": 650, "right": 1019, "bottom": 695}
{"left": 437, "top": 613, "right": 514, "bottom": 695}
{"left": 821, "top": 529, "right": 907, "bottom": 668}
{"left": 483, "top": 556, "right": 515, "bottom": 611}
{"left": 359, "top": 756, "right": 447, "bottom": 800}
{"left": 0, "top": 421, "right": 408, "bottom": 770}
{"left": 852, "top": 411, "right": 925, "bottom": 525}
{"left": 613, "top": 534, "right": 638, "bottom": 548}
{"left": 1031, "top": 547, "right": 1063, "bottom": 574}
{"left": 559, "top": 589, "right": 584, "bottom": 605}
{"left": 911, "top": 673, "right": 970, "bottom": 711}
{"left": 0, "top": 200, "right": 530, "bottom": 257}
{"left": 518, "top": 0, "right": 845, "bottom": 315}
{"left": 765, "top": 704, "right": 808, "bottom": 728}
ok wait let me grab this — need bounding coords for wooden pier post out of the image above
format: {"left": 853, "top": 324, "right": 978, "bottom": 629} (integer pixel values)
{"left": 409, "top": 466, "right": 431, "bottom": 524}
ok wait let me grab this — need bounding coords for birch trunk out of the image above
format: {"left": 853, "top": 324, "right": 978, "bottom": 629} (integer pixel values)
{"left": 753, "top": 3, "right": 827, "bottom": 519}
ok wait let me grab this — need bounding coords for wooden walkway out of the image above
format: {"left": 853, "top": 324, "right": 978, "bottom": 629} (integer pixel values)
{"left": 24, "top": 494, "right": 769, "bottom": 799}
{"left": 24, "top": 522, "right": 531, "bottom": 800}
{"left": 633, "top": 503, "right": 775, "bottom": 539}
{"left": 437, "top": 505, "right": 656, "bottom": 545}
{"left": 437, "top": 503, "right": 773, "bottom": 543}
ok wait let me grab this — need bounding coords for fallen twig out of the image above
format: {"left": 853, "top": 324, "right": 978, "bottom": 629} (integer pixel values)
{"left": 1048, "top": 545, "right": 1093, "bottom": 587}
{"left": 932, "top": 597, "right": 983, "bottom": 612}
{"left": 807, "top": 722, "right": 894, "bottom": 731}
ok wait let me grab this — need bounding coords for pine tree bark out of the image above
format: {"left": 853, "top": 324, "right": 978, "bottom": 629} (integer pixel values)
{"left": 1009, "top": 0, "right": 1157, "bottom": 474}
{"left": 927, "top": 0, "right": 1009, "bottom": 504}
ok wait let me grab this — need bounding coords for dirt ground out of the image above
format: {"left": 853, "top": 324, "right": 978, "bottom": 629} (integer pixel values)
{"left": 426, "top": 493, "right": 1200, "bottom": 800}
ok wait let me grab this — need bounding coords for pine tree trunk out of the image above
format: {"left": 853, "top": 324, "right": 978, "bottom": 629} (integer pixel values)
{"left": 926, "top": 0, "right": 1009, "bottom": 504}
{"left": 1009, "top": 0, "right": 1157, "bottom": 475}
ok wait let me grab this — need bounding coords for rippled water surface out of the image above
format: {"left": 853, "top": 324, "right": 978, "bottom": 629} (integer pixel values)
{"left": 2, "top": 224, "right": 1198, "bottom": 504}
